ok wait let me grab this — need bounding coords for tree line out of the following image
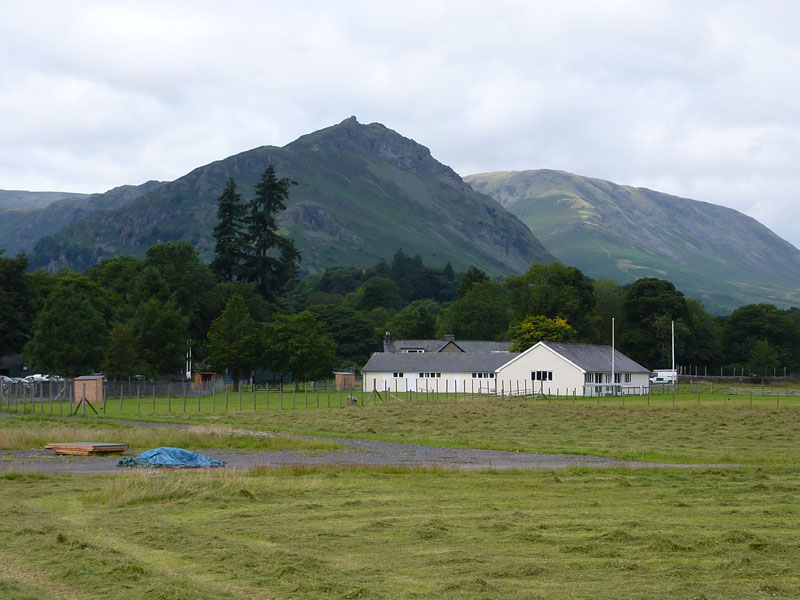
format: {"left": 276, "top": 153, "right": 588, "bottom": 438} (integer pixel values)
{"left": 1, "top": 166, "right": 799, "bottom": 382}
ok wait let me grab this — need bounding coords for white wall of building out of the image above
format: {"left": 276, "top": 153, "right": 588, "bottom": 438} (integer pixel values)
{"left": 495, "top": 344, "right": 585, "bottom": 397}
{"left": 363, "top": 371, "right": 497, "bottom": 394}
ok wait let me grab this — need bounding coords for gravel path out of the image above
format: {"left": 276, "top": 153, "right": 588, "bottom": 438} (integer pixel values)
{"left": 0, "top": 418, "right": 740, "bottom": 474}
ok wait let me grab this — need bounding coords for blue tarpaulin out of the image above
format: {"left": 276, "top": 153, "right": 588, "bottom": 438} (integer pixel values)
{"left": 117, "top": 447, "right": 227, "bottom": 468}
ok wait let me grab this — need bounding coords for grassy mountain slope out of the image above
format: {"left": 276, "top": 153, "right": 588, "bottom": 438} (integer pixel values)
{"left": 29, "top": 118, "right": 554, "bottom": 275}
{"left": 0, "top": 182, "right": 164, "bottom": 258}
{"left": 0, "top": 190, "right": 88, "bottom": 210}
{"left": 465, "top": 169, "right": 800, "bottom": 313}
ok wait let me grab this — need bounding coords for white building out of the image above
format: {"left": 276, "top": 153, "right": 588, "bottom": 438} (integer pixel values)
{"left": 495, "top": 341, "right": 650, "bottom": 396}
{"left": 362, "top": 341, "right": 650, "bottom": 397}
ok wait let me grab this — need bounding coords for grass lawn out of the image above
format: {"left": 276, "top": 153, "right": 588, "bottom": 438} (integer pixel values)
{"left": 0, "top": 418, "right": 339, "bottom": 453}
{"left": 3, "top": 389, "right": 799, "bottom": 598}
{"left": 0, "top": 466, "right": 798, "bottom": 599}
{"left": 5, "top": 391, "right": 800, "bottom": 464}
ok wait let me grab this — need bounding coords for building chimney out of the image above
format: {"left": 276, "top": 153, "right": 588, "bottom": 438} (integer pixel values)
{"left": 383, "top": 331, "right": 394, "bottom": 353}
{"left": 442, "top": 334, "right": 455, "bottom": 342}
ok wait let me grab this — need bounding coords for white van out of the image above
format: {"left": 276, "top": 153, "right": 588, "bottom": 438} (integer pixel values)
{"left": 649, "top": 369, "right": 677, "bottom": 384}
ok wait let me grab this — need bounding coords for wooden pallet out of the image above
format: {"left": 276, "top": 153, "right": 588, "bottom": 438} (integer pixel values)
{"left": 45, "top": 442, "right": 129, "bottom": 456}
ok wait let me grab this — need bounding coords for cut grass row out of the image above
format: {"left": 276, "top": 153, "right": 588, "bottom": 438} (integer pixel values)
{"left": 0, "top": 466, "right": 798, "bottom": 599}
{"left": 0, "top": 418, "right": 339, "bottom": 453}
{"left": 4, "top": 397, "right": 799, "bottom": 465}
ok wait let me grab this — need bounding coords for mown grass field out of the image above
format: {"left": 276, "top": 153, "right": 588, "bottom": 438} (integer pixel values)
{"left": 4, "top": 386, "right": 800, "bottom": 464}
{"left": 0, "top": 418, "right": 339, "bottom": 453}
{"left": 2, "top": 391, "right": 799, "bottom": 598}
{"left": 1, "top": 466, "right": 798, "bottom": 599}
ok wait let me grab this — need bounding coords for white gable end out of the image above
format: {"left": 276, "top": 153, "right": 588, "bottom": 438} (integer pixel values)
{"left": 496, "top": 342, "right": 586, "bottom": 395}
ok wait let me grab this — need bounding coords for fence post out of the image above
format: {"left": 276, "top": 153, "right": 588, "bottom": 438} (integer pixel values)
{"left": 749, "top": 391, "right": 752, "bottom": 407}
{"left": 225, "top": 383, "right": 229, "bottom": 411}
{"left": 327, "top": 382, "right": 331, "bottom": 408}
{"left": 212, "top": 384, "right": 216, "bottom": 412}
{"left": 292, "top": 384, "right": 295, "bottom": 409}
{"left": 168, "top": 379, "right": 172, "bottom": 413}
{"left": 280, "top": 381, "right": 283, "bottom": 410}
{"left": 183, "top": 380, "right": 187, "bottom": 413}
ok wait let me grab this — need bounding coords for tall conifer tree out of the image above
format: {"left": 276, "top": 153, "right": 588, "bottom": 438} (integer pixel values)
{"left": 211, "top": 178, "right": 246, "bottom": 282}
{"left": 242, "top": 165, "right": 300, "bottom": 299}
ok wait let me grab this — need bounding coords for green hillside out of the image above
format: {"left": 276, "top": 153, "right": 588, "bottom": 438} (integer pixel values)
{"left": 0, "top": 189, "right": 88, "bottom": 211}
{"left": 0, "top": 182, "right": 163, "bottom": 258}
{"left": 465, "top": 169, "right": 800, "bottom": 313}
{"left": 28, "top": 118, "right": 554, "bottom": 276}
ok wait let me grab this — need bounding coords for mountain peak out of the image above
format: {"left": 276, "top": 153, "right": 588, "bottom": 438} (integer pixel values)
{"left": 288, "top": 117, "right": 447, "bottom": 177}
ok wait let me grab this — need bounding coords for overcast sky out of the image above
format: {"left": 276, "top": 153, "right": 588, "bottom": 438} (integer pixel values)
{"left": 2, "top": 1, "right": 800, "bottom": 246}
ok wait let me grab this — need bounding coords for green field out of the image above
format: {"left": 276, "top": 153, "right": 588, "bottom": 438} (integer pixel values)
{"left": 6, "top": 384, "right": 800, "bottom": 464}
{"left": 0, "top": 418, "right": 338, "bottom": 453}
{"left": 1, "top": 466, "right": 798, "bottom": 599}
{"left": 2, "top": 391, "right": 799, "bottom": 598}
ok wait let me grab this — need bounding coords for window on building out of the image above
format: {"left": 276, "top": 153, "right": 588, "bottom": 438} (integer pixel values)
{"left": 392, "top": 372, "right": 404, "bottom": 378}
{"left": 614, "top": 373, "right": 621, "bottom": 383}
{"left": 531, "top": 371, "right": 553, "bottom": 381}
{"left": 624, "top": 373, "right": 632, "bottom": 383}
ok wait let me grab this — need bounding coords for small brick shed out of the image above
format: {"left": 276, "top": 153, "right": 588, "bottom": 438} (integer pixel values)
{"left": 74, "top": 375, "right": 104, "bottom": 404}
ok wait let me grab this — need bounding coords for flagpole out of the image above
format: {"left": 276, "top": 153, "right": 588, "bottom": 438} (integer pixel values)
{"left": 611, "top": 317, "right": 615, "bottom": 395}
{"left": 671, "top": 320, "right": 675, "bottom": 375}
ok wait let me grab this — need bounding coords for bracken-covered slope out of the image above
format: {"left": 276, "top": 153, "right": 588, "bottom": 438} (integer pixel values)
{"left": 29, "top": 118, "right": 554, "bottom": 275}
{"left": 0, "top": 182, "right": 164, "bottom": 257}
{"left": 465, "top": 169, "right": 800, "bottom": 313}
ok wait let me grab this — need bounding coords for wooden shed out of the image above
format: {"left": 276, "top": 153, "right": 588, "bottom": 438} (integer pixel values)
{"left": 193, "top": 371, "right": 215, "bottom": 392}
{"left": 333, "top": 371, "right": 356, "bottom": 391}
{"left": 74, "top": 375, "right": 104, "bottom": 404}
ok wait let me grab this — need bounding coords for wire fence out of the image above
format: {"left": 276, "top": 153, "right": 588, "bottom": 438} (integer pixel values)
{"left": 2, "top": 375, "right": 800, "bottom": 419}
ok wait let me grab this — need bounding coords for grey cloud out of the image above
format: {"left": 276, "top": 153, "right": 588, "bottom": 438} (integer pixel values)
{"left": 1, "top": 0, "right": 799, "bottom": 247}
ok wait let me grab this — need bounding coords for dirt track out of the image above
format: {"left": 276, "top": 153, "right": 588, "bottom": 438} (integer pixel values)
{"left": 0, "top": 419, "right": 740, "bottom": 474}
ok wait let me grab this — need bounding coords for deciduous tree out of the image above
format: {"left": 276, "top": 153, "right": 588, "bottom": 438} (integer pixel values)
{"left": 263, "top": 311, "right": 336, "bottom": 385}
{"left": 205, "top": 295, "right": 262, "bottom": 391}
{"left": 23, "top": 286, "right": 108, "bottom": 376}
{"left": 509, "top": 315, "right": 577, "bottom": 352}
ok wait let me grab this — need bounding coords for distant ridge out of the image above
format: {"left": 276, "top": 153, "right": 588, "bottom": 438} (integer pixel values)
{"left": 27, "top": 118, "right": 554, "bottom": 275}
{"left": 0, "top": 182, "right": 164, "bottom": 258}
{"left": 465, "top": 169, "right": 800, "bottom": 313}
{"left": 0, "top": 189, "right": 89, "bottom": 211}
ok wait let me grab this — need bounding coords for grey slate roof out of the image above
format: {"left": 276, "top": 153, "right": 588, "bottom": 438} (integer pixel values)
{"left": 388, "top": 339, "right": 512, "bottom": 353}
{"left": 363, "top": 351, "right": 517, "bottom": 373}
{"left": 544, "top": 343, "right": 649, "bottom": 373}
